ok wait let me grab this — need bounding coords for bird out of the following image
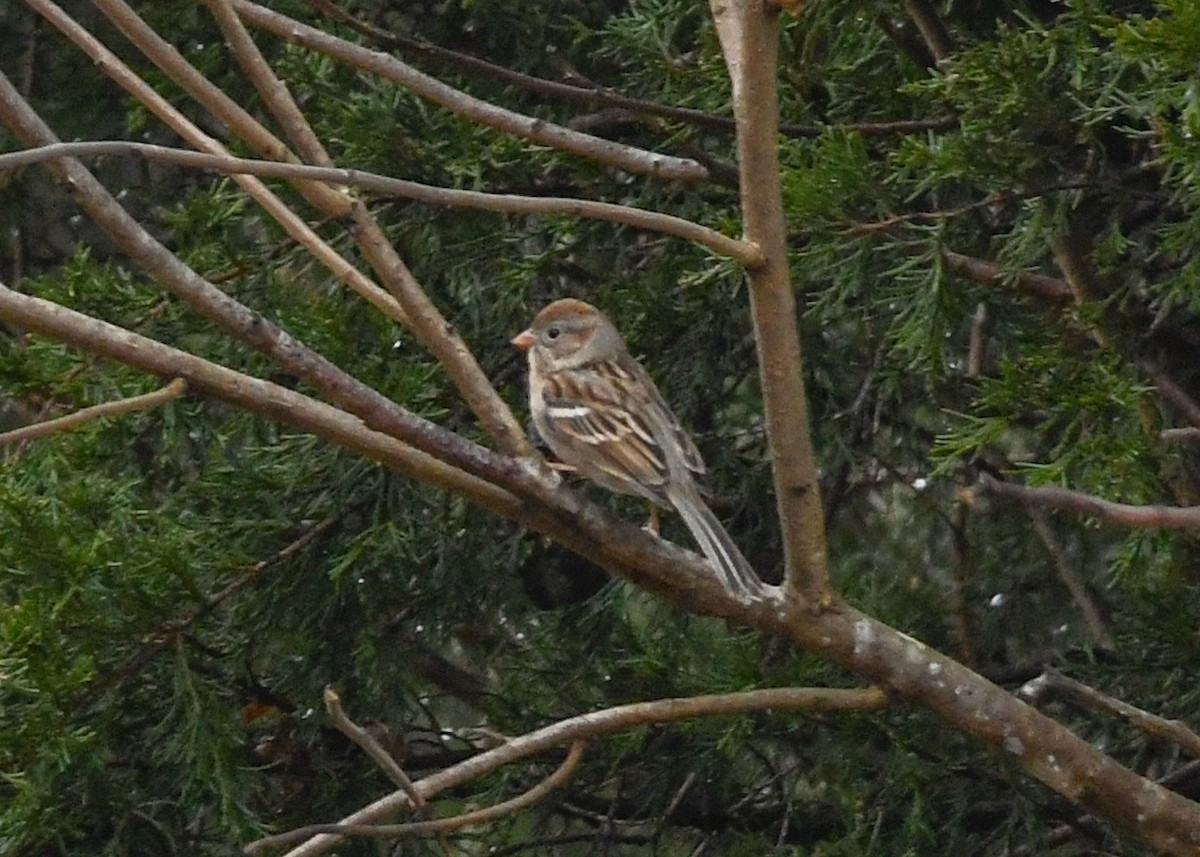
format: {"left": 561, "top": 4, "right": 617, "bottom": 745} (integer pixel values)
{"left": 512, "top": 298, "right": 762, "bottom": 600}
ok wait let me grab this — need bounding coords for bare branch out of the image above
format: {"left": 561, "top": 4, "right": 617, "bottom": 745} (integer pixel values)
{"left": 0, "top": 377, "right": 186, "bottom": 448}
{"left": 1020, "top": 667, "right": 1200, "bottom": 759}
{"left": 0, "top": 281, "right": 516, "bottom": 512}
{"left": 0, "top": 73, "right": 529, "bottom": 487}
{"left": 260, "top": 686, "right": 887, "bottom": 856}
{"left": 901, "top": 0, "right": 955, "bottom": 63}
{"left": 974, "top": 474, "right": 1200, "bottom": 532}
{"left": 709, "top": 0, "right": 831, "bottom": 604}
{"left": 228, "top": 0, "right": 707, "bottom": 183}
{"left": 0, "top": 277, "right": 792, "bottom": 610}
{"left": 87, "top": 0, "right": 351, "bottom": 214}
{"left": 1149, "top": 367, "right": 1200, "bottom": 430}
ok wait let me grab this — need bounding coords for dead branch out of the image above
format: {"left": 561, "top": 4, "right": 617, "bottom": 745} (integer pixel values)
{"left": 23, "top": 0, "right": 406, "bottom": 324}
{"left": 0, "top": 280, "right": 516, "bottom": 512}
{"left": 0, "top": 73, "right": 525, "bottom": 489}
{"left": 1020, "top": 667, "right": 1200, "bottom": 759}
{"left": 49, "top": 0, "right": 527, "bottom": 454}
{"left": 975, "top": 474, "right": 1200, "bottom": 532}
{"left": 1150, "top": 367, "right": 1200, "bottom": 430}
{"left": 941, "top": 249, "right": 1076, "bottom": 306}
{"left": 0, "top": 377, "right": 186, "bottom": 448}
{"left": 1027, "top": 513, "right": 1115, "bottom": 651}
{"left": 1162, "top": 427, "right": 1200, "bottom": 444}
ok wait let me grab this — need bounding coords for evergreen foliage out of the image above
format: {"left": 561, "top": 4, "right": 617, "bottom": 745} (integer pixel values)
{"left": 2, "top": 0, "right": 1200, "bottom": 854}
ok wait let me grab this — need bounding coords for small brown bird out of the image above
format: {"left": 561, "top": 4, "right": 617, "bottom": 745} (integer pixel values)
{"left": 512, "top": 299, "right": 762, "bottom": 600}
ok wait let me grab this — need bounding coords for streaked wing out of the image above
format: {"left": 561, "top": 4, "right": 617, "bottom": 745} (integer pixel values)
{"left": 542, "top": 358, "right": 674, "bottom": 496}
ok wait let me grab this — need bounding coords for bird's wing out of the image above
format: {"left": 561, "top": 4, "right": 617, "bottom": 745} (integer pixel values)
{"left": 541, "top": 357, "right": 682, "bottom": 499}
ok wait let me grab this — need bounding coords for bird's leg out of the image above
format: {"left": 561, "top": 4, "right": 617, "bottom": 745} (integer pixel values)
{"left": 642, "top": 503, "right": 661, "bottom": 536}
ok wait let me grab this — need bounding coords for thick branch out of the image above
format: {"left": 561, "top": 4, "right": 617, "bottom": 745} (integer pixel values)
{"left": 976, "top": 475, "right": 1200, "bottom": 532}
{"left": 0, "top": 281, "right": 513, "bottom": 511}
{"left": 0, "top": 71, "right": 522, "bottom": 487}
{"left": 709, "top": 1, "right": 830, "bottom": 603}
{"left": 0, "top": 279, "right": 785, "bottom": 608}
{"left": 45, "top": 0, "right": 527, "bottom": 454}
{"left": 6, "top": 282, "right": 1200, "bottom": 856}
{"left": 788, "top": 604, "right": 1200, "bottom": 855}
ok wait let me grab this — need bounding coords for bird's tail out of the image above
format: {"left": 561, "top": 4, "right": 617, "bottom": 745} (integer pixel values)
{"left": 672, "top": 490, "right": 762, "bottom": 601}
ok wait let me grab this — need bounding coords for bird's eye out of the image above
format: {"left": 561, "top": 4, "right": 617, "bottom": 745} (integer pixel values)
{"left": 546, "top": 326, "right": 561, "bottom": 340}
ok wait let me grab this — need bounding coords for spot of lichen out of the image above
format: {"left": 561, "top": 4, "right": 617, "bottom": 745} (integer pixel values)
{"left": 853, "top": 619, "right": 874, "bottom": 655}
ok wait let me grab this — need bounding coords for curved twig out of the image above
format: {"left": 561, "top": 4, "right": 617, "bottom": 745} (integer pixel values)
{"left": 254, "top": 686, "right": 887, "bottom": 856}
{"left": 248, "top": 741, "right": 586, "bottom": 854}
{"left": 0, "top": 377, "right": 186, "bottom": 447}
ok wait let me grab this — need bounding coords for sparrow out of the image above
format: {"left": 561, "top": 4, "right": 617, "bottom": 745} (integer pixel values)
{"left": 512, "top": 298, "right": 762, "bottom": 600}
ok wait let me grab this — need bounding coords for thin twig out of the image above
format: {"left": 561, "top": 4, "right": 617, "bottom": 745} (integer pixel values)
{"left": 973, "top": 474, "right": 1200, "bottom": 533}
{"left": 249, "top": 741, "right": 586, "bottom": 854}
{"left": 324, "top": 686, "right": 425, "bottom": 810}
{"left": 74, "top": 511, "right": 346, "bottom": 707}
{"left": 0, "top": 142, "right": 763, "bottom": 268}
{"left": 1027, "top": 512, "right": 1115, "bottom": 651}
{"left": 0, "top": 377, "right": 186, "bottom": 447}
{"left": 1020, "top": 667, "right": 1200, "bottom": 759}
{"left": 941, "top": 249, "right": 1075, "bottom": 306}
{"left": 229, "top": 0, "right": 707, "bottom": 183}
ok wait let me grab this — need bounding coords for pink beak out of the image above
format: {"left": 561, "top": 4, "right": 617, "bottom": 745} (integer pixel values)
{"left": 511, "top": 329, "right": 535, "bottom": 351}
